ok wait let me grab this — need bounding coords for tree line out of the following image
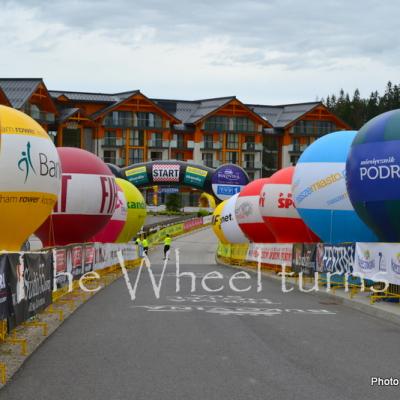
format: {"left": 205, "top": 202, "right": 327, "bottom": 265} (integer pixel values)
{"left": 323, "top": 81, "right": 400, "bottom": 129}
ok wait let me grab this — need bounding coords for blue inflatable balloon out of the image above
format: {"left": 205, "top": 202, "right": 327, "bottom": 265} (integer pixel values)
{"left": 346, "top": 110, "right": 400, "bottom": 242}
{"left": 292, "top": 130, "right": 378, "bottom": 243}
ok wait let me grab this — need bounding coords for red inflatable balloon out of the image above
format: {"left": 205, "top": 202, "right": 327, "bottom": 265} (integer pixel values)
{"left": 259, "top": 167, "right": 319, "bottom": 243}
{"left": 235, "top": 178, "right": 276, "bottom": 243}
{"left": 36, "top": 148, "right": 117, "bottom": 246}
{"left": 91, "top": 184, "right": 127, "bottom": 243}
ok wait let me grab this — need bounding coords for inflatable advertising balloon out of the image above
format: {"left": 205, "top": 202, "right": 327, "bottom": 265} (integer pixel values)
{"left": 0, "top": 106, "right": 61, "bottom": 250}
{"left": 235, "top": 178, "right": 276, "bottom": 243}
{"left": 220, "top": 193, "right": 248, "bottom": 244}
{"left": 260, "top": 167, "right": 319, "bottom": 243}
{"left": 115, "top": 178, "right": 147, "bottom": 243}
{"left": 36, "top": 148, "right": 117, "bottom": 246}
{"left": 212, "top": 201, "right": 228, "bottom": 243}
{"left": 211, "top": 164, "right": 249, "bottom": 200}
{"left": 346, "top": 110, "right": 400, "bottom": 241}
{"left": 91, "top": 184, "right": 128, "bottom": 243}
{"left": 293, "top": 131, "right": 378, "bottom": 243}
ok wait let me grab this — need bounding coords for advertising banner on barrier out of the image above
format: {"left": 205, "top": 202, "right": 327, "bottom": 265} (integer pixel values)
{"left": 0, "top": 255, "right": 10, "bottom": 319}
{"left": 315, "top": 243, "right": 355, "bottom": 274}
{"left": 292, "top": 243, "right": 317, "bottom": 275}
{"left": 354, "top": 242, "right": 400, "bottom": 285}
{"left": 83, "top": 244, "right": 95, "bottom": 273}
{"left": 247, "top": 243, "right": 293, "bottom": 266}
{"left": 8, "top": 252, "right": 53, "bottom": 328}
{"left": 183, "top": 217, "right": 203, "bottom": 232}
{"left": 94, "top": 243, "right": 138, "bottom": 271}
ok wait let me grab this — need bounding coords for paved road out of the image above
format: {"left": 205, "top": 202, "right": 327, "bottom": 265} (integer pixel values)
{"left": 2, "top": 229, "right": 400, "bottom": 399}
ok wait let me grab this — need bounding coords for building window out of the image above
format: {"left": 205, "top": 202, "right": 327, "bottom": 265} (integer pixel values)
{"left": 150, "top": 151, "right": 163, "bottom": 161}
{"left": 226, "top": 151, "right": 238, "bottom": 164}
{"left": 226, "top": 133, "right": 239, "bottom": 149}
{"left": 129, "top": 148, "right": 144, "bottom": 164}
{"left": 137, "top": 112, "right": 162, "bottom": 128}
{"left": 247, "top": 172, "right": 255, "bottom": 181}
{"left": 292, "top": 137, "right": 300, "bottom": 152}
{"left": 204, "top": 116, "right": 229, "bottom": 131}
{"left": 62, "top": 128, "right": 81, "bottom": 148}
{"left": 175, "top": 152, "right": 184, "bottom": 161}
{"left": 103, "top": 150, "right": 116, "bottom": 164}
{"left": 202, "top": 153, "right": 213, "bottom": 167}
{"left": 290, "top": 155, "right": 299, "bottom": 165}
{"left": 293, "top": 120, "right": 336, "bottom": 136}
{"left": 264, "top": 153, "right": 278, "bottom": 171}
{"left": 150, "top": 132, "right": 163, "bottom": 147}
{"left": 264, "top": 136, "right": 278, "bottom": 152}
{"left": 204, "top": 134, "right": 213, "bottom": 149}
{"left": 104, "top": 130, "right": 117, "bottom": 146}
{"left": 129, "top": 129, "right": 144, "bottom": 146}
{"left": 244, "top": 153, "right": 255, "bottom": 169}
{"left": 234, "top": 117, "right": 255, "bottom": 132}
{"left": 104, "top": 111, "right": 133, "bottom": 127}
{"left": 177, "top": 135, "right": 185, "bottom": 149}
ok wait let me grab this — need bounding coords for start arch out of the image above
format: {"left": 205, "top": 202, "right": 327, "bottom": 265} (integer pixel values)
{"left": 110, "top": 160, "right": 249, "bottom": 200}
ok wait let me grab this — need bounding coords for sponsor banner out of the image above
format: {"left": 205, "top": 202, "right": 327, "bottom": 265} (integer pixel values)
{"left": 354, "top": 243, "right": 400, "bottom": 285}
{"left": 125, "top": 166, "right": 149, "bottom": 186}
{"left": 316, "top": 243, "right": 355, "bottom": 274}
{"left": 347, "top": 143, "right": 400, "bottom": 202}
{"left": 260, "top": 183, "right": 300, "bottom": 219}
{"left": 8, "top": 252, "right": 53, "bottom": 328}
{"left": 247, "top": 243, "right": 293, "bottom": 266}
{"left": 183, "top": 217, "right": 204, "bottom": 232}
{"left": 184, "top": 166, "right": 207, "bottom": 188}
{"left": 159, "top": 187, "right": 179, "bottom": 194}
{"left": 0, "top": 255, "right": 10, "bottom": 320}
{"left": 53, "top": 173, "right": 117, "bottom": 215}
{"left": 211, "top": 164, "right": 248, "bottom": 200}
{"left": 94, "top": 243, "right": 138, "bottom": 271}
{"left": 71, "top": 245, "right": 84, "bottom": 279}
{"left": 53, "top": 247, "right": 69, "bottom": 289}
{"left": 83, "top": 244, "right": 95, "bottom": 273}
{"left": 202, "top": 215, "right": 213, "bottom": 224}
{"left": 235, "top": 195, "right": 264, "bottom": 224}
{"left": 292, "top": 163, "right": 350, "bottom": 210}
{"left": 292, "top": 243, "right": 317, "bottom": 275}
{"left": 152, "top": 164, "right": 180, "bottom": 183}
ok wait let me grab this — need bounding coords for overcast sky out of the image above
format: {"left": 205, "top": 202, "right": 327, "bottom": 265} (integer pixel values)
{"left": 0, "top": 0, "right": 398, "bottom": 104}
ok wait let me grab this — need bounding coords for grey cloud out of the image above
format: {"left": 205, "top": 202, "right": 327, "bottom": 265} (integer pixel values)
{"left": 2, "top": 0, "right": 400, "bottom": 69}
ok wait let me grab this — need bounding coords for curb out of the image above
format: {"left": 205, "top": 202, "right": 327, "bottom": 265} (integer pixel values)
{"left": 215, "top": 256, "right": 400, "bottom": 326}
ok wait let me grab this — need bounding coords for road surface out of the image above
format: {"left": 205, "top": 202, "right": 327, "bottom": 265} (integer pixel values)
{"left": 2, "top": 228, "right": 400, "bottom": 399}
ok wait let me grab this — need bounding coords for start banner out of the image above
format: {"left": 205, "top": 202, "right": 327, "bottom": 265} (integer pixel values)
{"left": 354, "top": 242, "right": 400, "bottom": 285}
{"left": 247, "top": 243, "right": 293, "bottom": 266}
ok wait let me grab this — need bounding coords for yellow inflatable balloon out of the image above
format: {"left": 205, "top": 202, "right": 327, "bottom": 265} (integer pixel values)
{"left": 212, "top": 201, "right": 228, "bottom": 243}
{"left": 0, "top": 106, "right": 61, "bottom": 250}
{"left": 115, "top": 178, "right": 147, "bottom": 243}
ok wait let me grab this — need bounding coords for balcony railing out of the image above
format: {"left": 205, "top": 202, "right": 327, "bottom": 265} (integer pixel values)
{"left": 243, "top": 160, "right": 262, "bottom": 169}
{"left": 200, "top": 141, "right": 222, "bottom": 150}
{"left": 242, "top": 142, "right": 263, "bottom": 151}
{"left": 102, "top": 138, "right": 125, "bottom": 147}
{"left": 289, "top": 144, "right": 307, "bottom": 154}
{"left": 104, "top": 117, "right": 134, "bottom": 128}
{"left": 28, "top": 110, "right": 56, "bottom": 123}
{"left": 148, "top": 139, "right": 169, "bottom": 148}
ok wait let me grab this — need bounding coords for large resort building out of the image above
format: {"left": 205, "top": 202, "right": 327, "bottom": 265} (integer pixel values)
{"left": 0, "top": 78, "right": 349, "bottom": 186}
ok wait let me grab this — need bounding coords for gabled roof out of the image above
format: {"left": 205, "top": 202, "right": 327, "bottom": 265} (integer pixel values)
{"left": 90, "top": 90, "right": 141, "bottom": 119}
{"left": 50, "top": 90, "right": 118, "bottom": 103}
{"left": 0, "top": 78, "right": 42, "bottom": 109}
{"left": 0, "top": 86, "right": 11, "bottom": 106}
{"left": 185, "top": 96, "right": 235, "bottom": 124}
{"left": 247, "top": 102, "right": 321, "bottom": 128}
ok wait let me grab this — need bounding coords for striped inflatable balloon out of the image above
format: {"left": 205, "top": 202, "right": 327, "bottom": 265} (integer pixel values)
{"left": 259, "top": 167, "right": 319, "bottom": 243}
{"left": 346, "top": 110, "right": 400, "bottom": 241}
{"left": 293, "top": 131, "right": 378, "bottom": 243}
{"left": 235, "top": 178, "right": 275, "bottom": 243}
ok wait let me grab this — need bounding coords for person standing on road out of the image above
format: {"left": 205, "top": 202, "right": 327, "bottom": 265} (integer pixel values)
{"left": 135, "top": 237, "right": 142, "bottom": 257}
{"left": 163, "top": 234, "right": 172, "bottom": 260}
{"left": 142, "top": 236, "right": 149, "bottom": 256}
